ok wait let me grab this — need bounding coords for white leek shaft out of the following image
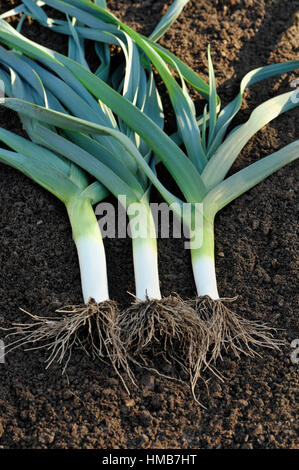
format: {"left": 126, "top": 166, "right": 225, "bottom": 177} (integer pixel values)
{"left": 75, "top": 236, "right": 109, "bottom": 304}
{"left": 192, "top": 255, "right": 219, "bottom": 300}
{"left": 191, "top": 214, "right": 220, "bottom": 300}
{"left": 67, "top": 198, "right": 109, "bottom": 304}
{"left": 129, "top": 201, "right": 161, "bottom": 301}
{"left": 132, "top": 237, "right": 161, "bottom": 301}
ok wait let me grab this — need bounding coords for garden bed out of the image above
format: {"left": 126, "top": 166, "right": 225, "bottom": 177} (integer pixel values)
{"left": 0, "top": 0, "right": 298, "bottom": 449}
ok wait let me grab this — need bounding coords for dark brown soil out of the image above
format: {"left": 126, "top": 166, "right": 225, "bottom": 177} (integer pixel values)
{"left": 0, "top": 0, "right": 298, "bottom": 449}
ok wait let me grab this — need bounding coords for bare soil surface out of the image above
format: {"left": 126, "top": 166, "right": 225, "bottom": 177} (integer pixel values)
{"left": 0, "top": 0, "right": 298, "bottom": 449}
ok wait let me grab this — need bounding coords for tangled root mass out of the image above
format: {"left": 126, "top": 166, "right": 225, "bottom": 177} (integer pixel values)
{"left": 118, "top": 294, "right": 219, "bottom": 398}
{"left": 189, "top": 296, "right": 283, "bottom": 363}
{"left": 119, "top": 294, "right": 283, "bottom": 398}
{"left": 1, "top": 295, "right": 283, "bottom": 400}
{"left": 1, "top": 299, "right": 133, "bottom": 389}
